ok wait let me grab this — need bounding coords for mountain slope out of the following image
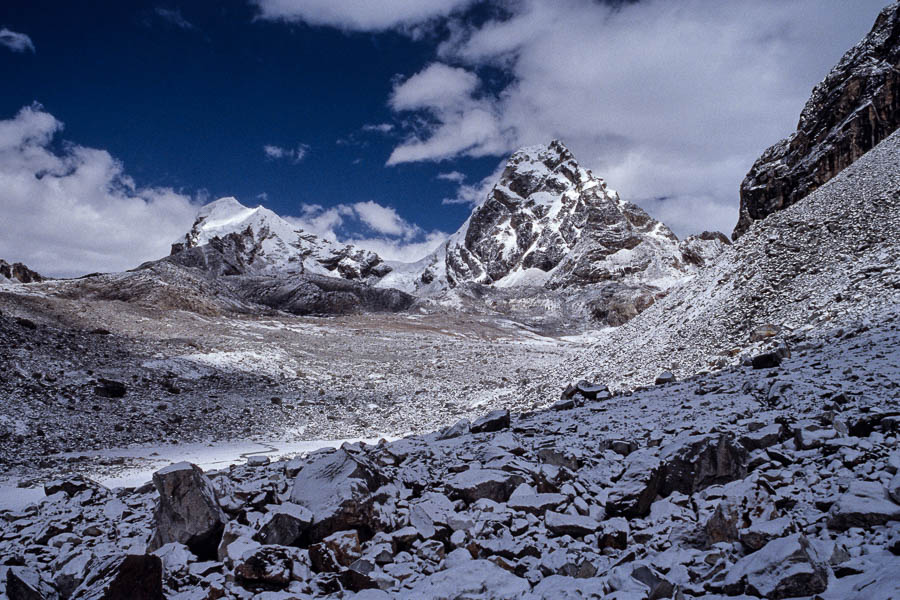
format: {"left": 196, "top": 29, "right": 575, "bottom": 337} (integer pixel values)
{"left": 565, "top": 126, "right": 900, "bottom": 391}
{"left": 734, "top": 1, "right": 900, "bottom": 238}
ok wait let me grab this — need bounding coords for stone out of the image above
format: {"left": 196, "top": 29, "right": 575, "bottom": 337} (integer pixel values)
{"left": 827, "top": 480, "right": 900, "bottom": 531}
{"left": 289, "top": 449, "right": 385, "bottom": 542}
{"left": 44, "top": 476, "right": 105, "bottom": 498}
{"left": 740, "top": 423, "right": 784, "bottom": 451}
{"left": 6, "top": 567, "right": 59, "bottom": 600}
{"left": 659, "top": 433, "right": 748, "bottom": 497}
{"left": 741, "top": 517, "right": 794, "bottom": 552}
{"left": 470, "top": 410, "right": 510, "bottom": 434}
{"left": 750, "top": 324, "right": 779, "bottom": 342}
{"left": 889, "top": 473, "right": 900, "bottom": 505}
{"left": 706, "top": 504, "right": 739, "bottom": 545}
{"left": 631, "top": 564, "right": 675, "bottom": 600}
{"left": 654, "top": 371, "right": 676, "bottom": 385}
{"left": 446, "top": 468, "right": 524, "bottom": 504}
{"left": 233, "top": 545, "right": 305, "bottom": 587}
{"left": 409, "top": 492, "right": 455, "bottom": 539}
{"left": 751, "top": 352, "right": 782, "bottom": 370}
{"left": 607, "top": 449, "right": 664, "bottom": 518}
{"left": 544, "top": 511, "right": 600, "bottom": 537}
{"left": 254, "top": 503, "right": 313, "bottom": 546}
{"left": 148, "top": 462, "right": 227, "bottom": 560}
{"left": 722, "top": 534, "right": 827, "bottom": 599}
{"left": 70, "top": 554, "right": 164, "bottom": 600}
{"left": 600, "top": 518, "right": 629, "bottom": 550}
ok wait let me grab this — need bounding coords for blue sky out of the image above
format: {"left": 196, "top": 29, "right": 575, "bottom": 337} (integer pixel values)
{"left": 0, "top": 0, "right": 889, "bottom": 275}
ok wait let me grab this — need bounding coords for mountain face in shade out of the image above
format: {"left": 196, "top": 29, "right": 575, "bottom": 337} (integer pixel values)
{"left": 0, "top": 259, "right": 44, "bottom": 284}
{"left": 734, "top": 1, "right": 900, "bottom": 239}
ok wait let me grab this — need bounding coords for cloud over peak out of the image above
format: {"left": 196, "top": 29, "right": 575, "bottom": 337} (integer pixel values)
{"left": 251, "top": 0, "right": 477, "bottom": 33}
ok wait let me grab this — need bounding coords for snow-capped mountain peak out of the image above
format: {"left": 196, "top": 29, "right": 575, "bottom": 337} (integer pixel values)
{"left": 170, "top": 197, "right": 391, "bottom": 281}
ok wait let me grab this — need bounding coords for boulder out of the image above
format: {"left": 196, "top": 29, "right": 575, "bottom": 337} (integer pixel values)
{"left": 148, "top": 462, "right": 227, "bottom": 559}
{"left": 5, "top": 567, "right": 60, "bottom": 600}
{"left": 544, "top": 511, "right": 600, "bottom": 538}
{"left": 254, "top": 503, "right": 313, "bottom": 546}
{"left": 446, "top": 468, "right": 524, "bottom": 504}
{"left": 400, "top": 559, "right": 529, "bottom": 599}
{"left": 606, "top": 449, "right": 664, "bottom": 518}
{"left": 659, "top": 433, "right": 748, "bottom": 497}
{"left": 233, "top": 545, "right": 306, "bottom": 587}
{"left": 470, "top": 410, "right": 510, "bottom": 434}
{"left": 289, "top": 449, "right": 386, "bottom": 542}
{"left": 44, "top": 476, "right": 105, "bottom": 498}
{"left": 889, "top": 473, "right": 900, "bottom": 505}
{"left": 751, "top": 352, "right": 782, "bottom": 370}
{"left": 310, "top": 530, "right": 362, "bottom": 572}
{"left": 70, "top": 555, "right": 163, "bottom": 600}
{"left": 654, "top": 372, "right": 676, "bottom": 385}
{"left": 722, "top": 534, "right": 827, "bottom": 599}
{"left": 827, "top": 480, "right": 900, "bottom": 531}
{"left": 93, "top": 380, "right": 126, "bottom": 399}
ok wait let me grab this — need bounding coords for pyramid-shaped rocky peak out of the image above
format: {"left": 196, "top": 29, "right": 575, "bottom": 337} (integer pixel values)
{"left": 444, "top": 140, "right": 689, "bottom": 289}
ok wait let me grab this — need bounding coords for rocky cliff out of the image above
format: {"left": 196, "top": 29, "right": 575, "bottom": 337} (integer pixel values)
{"left": 734, "top": 1, "right": 900, "bottom": 238}
{"left": 0, "top": 259, "right": 43, "bottom": 284}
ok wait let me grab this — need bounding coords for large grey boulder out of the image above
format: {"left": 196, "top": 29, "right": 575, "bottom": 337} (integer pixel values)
{"left": 659, "top": 433, "right": 748, "bottom": 496}
{"left": 827, "top": 480, "right": 900, "bottom": 531}
{"left": 254, "top": 502, "right": 313, "bottom": 546}
{"left": 446, "top": 468, "right": 524, "bottom": 504}
{"left": 606, "top": 449, "right": 664, "bottom": 518}
{"left": 722, "top": 534, "right": 827, "bottom": 599}
{"left": 5, "top": 567, "right": 60, "bottom": 600}
{"left": 289, "top": 449, "right": 386, "bottom": 542}
{"left": 148, "top": 462, "right": 227, "bottom": 559}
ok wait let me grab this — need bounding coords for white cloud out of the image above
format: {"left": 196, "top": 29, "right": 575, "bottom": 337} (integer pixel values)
{"left": 286, "top": 201, "right": 447, "bottom": 262}
{"left": 264, "top": 143, "right": 310, "bottom": 163}
{"left": 154, "top": 7, "right": 195, "bottom": 30}
{"left": 442, "top": 162, "right": 505, "bottom": 207}
{"left": 0, "top": 104, "right": 199, "bottom": 277}
{"left": 251, "top": 0, "right": 477, "bottom": 32}
{"left": 386, "top": 62, "right": 513, "bottom": 165}
{"left": 361, "top": 123, "right": 394, "bottom": 134}
{"left": 380, "top": 0, "right": 888, "bottom": 235}
{"left": 0, "top": 28, "right": 35, "bottom": 53}
{"left": 437, "top": 170, "right": 466, "bottom": 183}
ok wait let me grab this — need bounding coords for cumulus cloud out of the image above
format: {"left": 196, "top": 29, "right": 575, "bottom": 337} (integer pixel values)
{"left": 251, "top": 0, "right": 477, "bottom": 32}
{"left": 286, "top": 201, "right": 447, "bottom": 262}
{"left": 386, "top": 62, "right": 513, "bottom": 165}
{"left": 0, "top": 104, "right": 199, "bottom": 277}
{"left": 264, "top": 143, "right": 310, "bottom": 163}
{"left": 0, "top": 28, "right": 35, "bottom": 53}
{"left": 381, "top": 0, "right": 887, "bottom": 235}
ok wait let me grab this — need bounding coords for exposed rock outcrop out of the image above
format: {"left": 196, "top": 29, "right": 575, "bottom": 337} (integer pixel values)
{"left": 0, "top": 259, "right": 44, "bottom": 284}
{"left": 734, "top": 1, "right": 900, "bottom": 238}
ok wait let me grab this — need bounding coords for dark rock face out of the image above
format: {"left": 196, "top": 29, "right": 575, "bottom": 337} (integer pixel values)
{"left": 470, "top": 409, "right": 510, "bottom": 434}
{"left": 148, "top": 462, "right": 227, "bottom": 559}
{"left": 0, "top": 259, "right": 44, "bottom": 284}
{"left": 659, "top": 434, "right": 748, "bottom": 497}
{"left": 734, "top": 2, "right": 900, "bottom": 238}
{"left": 70, "top": 554, "right": 164, "bottom": 600}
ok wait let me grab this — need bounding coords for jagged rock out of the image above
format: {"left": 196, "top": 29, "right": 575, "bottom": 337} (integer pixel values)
{"left": 0, "top": 259, "right": 44, "bottom": 284}
{"left": 734, "top": 2, "right": 900, "bottom": 237}
{"left": 752, "top": 352, "right": 782, "bottom": 370}
{"left": 508, "top": 485, "right": 567, "bottom": 516}
{"left": 446, "top": 468, "right": 524, "bottom": 504}
{"left": 606, "top": 449, "right": 664, "bottom": 518}
{"left": 148, "top": 462, "right": 227, "bottom": 559}
{"left": 890, "top": 473, "right": 900, "bottom": 504}
{"left": 659, "top": 433, "right": 748, "bottom": 496}
{"left": 254, "top": 503, "right": 313, "bottom": 546}
{"left": 470, "top": 409, "right": 510, "bottom": 434}
{"left": 5, "top": 567, "right": 59, "bottom": 600}
{"left": 600, "top": 518, "right": 629, "bottom": 550}
{"left": 233, "top": 545, "right": 306, "bottom": 587}
{"left": 289, "top": 449, "right": 385, "bottom": 542}
{"left": 44, "top": 476, "right": 105, "bottom": 498}
{"left": 741, "top": 517, "right": 795, "bottom": 552}
{"left": 739, "top": 423, "right": 784, "bottom": 451}
{"left": 706, "top": 504, "right": 739, "bottom": 545}
{"left": 722, "top": 534, "right": 827, "bottom": 599}
{"left": 827, "top": 480, "right": 900, "bottom": 531}
{"left": 70, "top": 555, "right": 163, "bottom": 600}
{"left": 750, "top": 324, "right": 780, "bottom": 342}
{"left": 53, "top": 551, "right": 93, "bottom": 599}
{"left": 409, "top": 492, "right": 455, "bottom": 539}
{"left": 310, "top": 530, "right": 362, "bottom": 572}
{"left": 654, "top": 371, "right": 676, "bottom": 385}
{"left": 544, "top": 511, "right": 600, "bottom": 537}
{"left": 631, "top": 564, "right": 675, "bottom": 600}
